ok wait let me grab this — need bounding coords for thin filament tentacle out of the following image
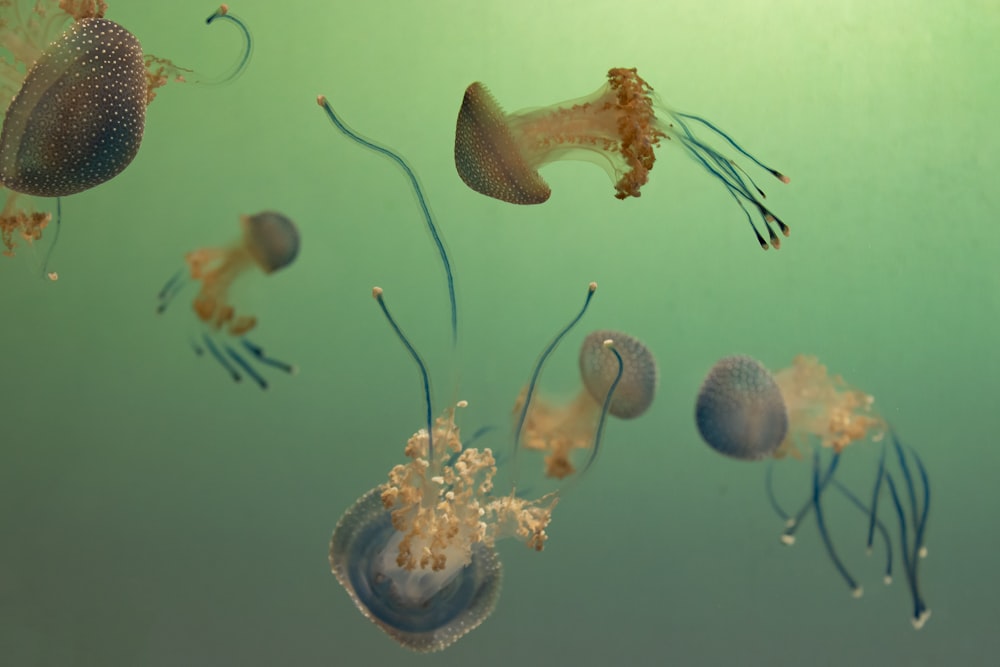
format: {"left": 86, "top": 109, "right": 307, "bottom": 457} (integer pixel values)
{"left": 241, "top": 338, "right": 296, "bottom": 374}
{"left": 40, "top": 197, "right": 61, "bottom": 281}
{"left": 781, "top": 451, "right": 841, "bottom": 544}
{"left": 867, "top": 439, "right": 888, "bottom": 554}
{"left": 372, "top": 286, "right": 435, "bottom": 459}
{"left": 811, "top": 450, "right": 863, "bottom": 597}
{"left": 511, "top": 282, "right": 598, "bottom": 488}
{"left": 674, "top": 112, "right": 790, "bottom": 183}
{"left": 226, "top": 344, "right": 267, "bottom": 389}
{"left": 203, "top": 5, "right": 253, "bottom": 83}
{"left": 830, "top": 478, "right": 894, "bottom": 585}
{"left": 202, "top": 332, "right": 241, "bottom": 382}
{"left": 318, "top": 95, "right": 458, "bottom": 345}
{"left": 577, "top": 340, "right": 624, "bottom": 478}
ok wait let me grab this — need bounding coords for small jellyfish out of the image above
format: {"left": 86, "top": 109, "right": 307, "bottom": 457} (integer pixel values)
{"left": 330, "top": 282, "right": 635, "bottom": 652}
{"left": 694, "top": 354, "right": 932, "bottom": 629}
{"left": 156, "top": 211, "right": 299, "bottom": 390}
{"left": 514, "top": 328, "right": 658, "bottom": 479}
{"left": 455, "top": 67, "right": 791, "bottom": 249}
{"left": 0, "top": 1, "right": 251, "bottom": 277}
{"left": 695, "top": 355, "right": 788, "bottom": 461}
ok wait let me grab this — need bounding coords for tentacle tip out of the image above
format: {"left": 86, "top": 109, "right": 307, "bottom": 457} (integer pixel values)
{"left": 883, "top": 575, "right": 892, "bottom": 586}
{"left": 456, "top": 399, "right": 469, "bottom": 408}
{"left": 779, "top": 534, "right": 795, "bottom": 546}
{"left": 588, "top": 281, "right": 597, "bottom": 293}
{"left": 372, "top": 286, "right": 383, "bottom": 299}
{"left": 206, "top": 5, "right": 228, "bottom": 23}
{"left": 851, "top": 586, "right": 864, "bottom": 599}
{"left": 47, "top": 272, "right": 58, "bottom": 281}
{"left": 865, "top": 547, "right": 873, "bottom": 556}
{"left": 919, "top": 546, "right": 928, "bottom": 558}
{"left": 289, "top": 365, "right": 299, "bottom": 376}
{"left": 912, "top": 610, "right": 931, "bottom": 630}
{"left": 316, "top": 94, "right": 327, "bottom": 107}
{"left": 602, "top": 338, "right": 615, "bottom": 349}
{"left": 777, "top": 173, "right": 791, "bottom": 184}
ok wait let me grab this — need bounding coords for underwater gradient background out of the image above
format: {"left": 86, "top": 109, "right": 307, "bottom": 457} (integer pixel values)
{"left": 0, "top": 0, "right": 996, "bottom": 665}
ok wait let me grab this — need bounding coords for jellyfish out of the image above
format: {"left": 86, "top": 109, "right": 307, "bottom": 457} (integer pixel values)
{"left": 455, "top": 67, "right": 791, "bottom": 249}
{"left": 695, "top": 355, "right": 788, "bottom": 461}
{"left": 513, "top": 329, "right": 658, "bottom": 479}
{"left": 330, "top": 282, "right": 650, "bottom": 652}
{"left": 694, "top": 354, "right": 932, "bottom": 629}
{"left": 0, "top": 1, "right": 251, "bottom": 278}
{"left": 316, "top": 94, "right": 458, "bottom": 344}
{"left": 156, "top": 210, "right": 299, "bottom": 390}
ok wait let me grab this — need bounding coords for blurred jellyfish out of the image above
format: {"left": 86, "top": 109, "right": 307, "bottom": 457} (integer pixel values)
{"left": 455, "top": 67, "right": 791, "bottom": 249}
{"left": 695, "top": 355, "right": 788, "bottom": 461}
{"left": 514, "top": 329, "right": 657, "bottom": 479}
{"left": 0, "top": 1, "right": 251, "bottom": 278}
{"left": 330, "top": 282, "right": 651, "bottom": 652}
{"left": 694, "top": 354, "right": 931, "bottom": 629}
{"left": 156, "top": 210, "right": 298, "bottom": 390}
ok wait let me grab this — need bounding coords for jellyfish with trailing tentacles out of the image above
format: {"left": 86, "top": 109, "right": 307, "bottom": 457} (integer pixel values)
{"left": 514, "top": 328, "right": 657, "bottom": 479}
{"left": 0, "top": 0, "right": 251, "bottom": 279}
{"left": 156, "top": 211, "right": 298, "bottom": 390}
{"left": 330, "top": 282, "right": 656, "bottom": 652}
{"left": 455, "top": 67, "right": 791, "bottom": 249}
{"left": 694, "top": 354, "right": 931, "bottom": 629}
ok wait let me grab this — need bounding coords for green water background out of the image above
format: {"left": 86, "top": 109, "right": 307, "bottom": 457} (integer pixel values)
{"left": 0, "top": 0, "right": 996, "bottom": 664}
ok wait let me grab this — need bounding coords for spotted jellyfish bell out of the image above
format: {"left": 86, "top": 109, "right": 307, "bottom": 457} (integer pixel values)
{"left": 0, "top": 17, "right": 148, "bottom": 197}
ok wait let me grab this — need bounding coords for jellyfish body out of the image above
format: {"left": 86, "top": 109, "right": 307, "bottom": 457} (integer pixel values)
{"left": 156, "top": 211, "right": 299, "bottom": 389}
{"left": 580, "top": 329, "right": 657, "bottom": 419}
{"left": 694, "top": 354, "right": 931, "bottom": 629}
{"left": 454, "top": 67, "right": 791, "bottom": 249}
{"left": 0, "top": 1, "right": 253, "bottom": 275}
{"left": 331, "top": 284, "right": 628, "bottom": 651}
{"left": 695, "top": 355, "right": 787, "bottom": 461}
{"left": 515, "top": 328, "right": 658, "bottom": 479}
{"left": 330, "top": 485, "right": 502, "bottom": 653}
{"left": 0, "top": 18, "right": 147, "bottom": 197}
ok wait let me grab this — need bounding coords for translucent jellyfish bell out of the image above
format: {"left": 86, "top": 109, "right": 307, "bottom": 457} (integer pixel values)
{"left": 693, "top": 353, "right": 932, "bottom": 629}
{"left": 695, "top": 355, "right": 788, "bottom": 461}
{"left": 156, "top": 211, "right": 299, "bottom": 389}
{"left": 330, "top": 403, "right": 508, "bottom": 653}
{"left": 455, "top": 67, "right": 791, "bottom": 249}
{"left": 331, "top": 283, "right": 630, "bottom": 651}
{"left": 516, "top": 328, "right": 658, "bottom": 479}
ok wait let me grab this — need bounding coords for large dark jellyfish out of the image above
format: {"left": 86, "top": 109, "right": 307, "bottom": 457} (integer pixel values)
{"left": 330, "top": 283, "right": 656, "bottom": 651}
{"left": 455, "top": 67, "right": 791, "bottom": 249}
{"left": 156, "top": 210, "right": 298, "bottom": 390}
{"left": 694, "top": 354, "right": 931, "bottom": 629}
{"left": 0, "top": 1, "right": 250, "bottom": 278}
